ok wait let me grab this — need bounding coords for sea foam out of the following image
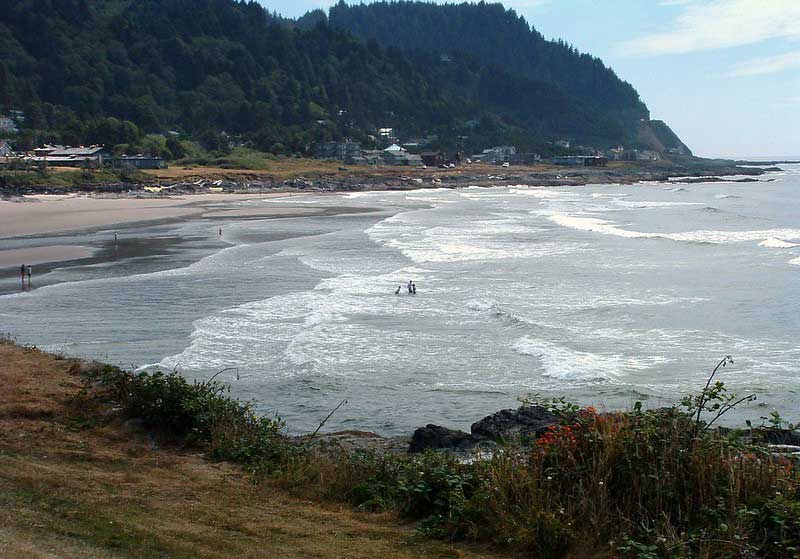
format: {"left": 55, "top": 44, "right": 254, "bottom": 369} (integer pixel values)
{"left": 511, "top": 337, "right": 625, "bottom": 382}
{"left": 758, "top": 238, "right": 800, "bottom": 249}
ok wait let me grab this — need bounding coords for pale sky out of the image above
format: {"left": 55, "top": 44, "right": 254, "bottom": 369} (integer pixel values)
{"left": 262, "top": 0, "right": 800, "bottom": 158}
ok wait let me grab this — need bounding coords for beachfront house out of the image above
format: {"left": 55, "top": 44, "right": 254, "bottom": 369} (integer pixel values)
{"left": 420, "top": 151, "right": 447, "bottom": 167}
{"left": 345, "top": 149, "right": 383, "bottom": 166}
{"left": 315, "top": 140, "right": 362, "bottom": 160}
{"left": 620, "top": 149, "right": 660, "bottom": 162}
{"left": 109, "top": 155, "right": 168, "bottom": 170}
{"left": 45, "top": 146, "right": 110, "bottom": 167}
{"left": 509, "top": 152, "right": 541, "bottom": 165}
{"left": 478, "top": 146, "right": 517, "bottom": 164}
{"left": 382, "top": 144, "right": 422, "bottom": 166}
{"left": 0, "top": 140, "right": 12, "bottom": 158}
{"left": 24, "top": 145, "right": 111, "bottom": 167}
{"left": 553, "top": 155, "right": 608, "bottom": 167}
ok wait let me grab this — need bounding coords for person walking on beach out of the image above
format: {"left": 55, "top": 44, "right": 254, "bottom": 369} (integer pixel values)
{"left": 114, "top": 232, "right": 118, "bottom": 244}
{"left": 20, "top": 264, "right": 26, "bottom": 285}
{"left": 219, "top": 226, "right": 222, "bottom": 237}
{"left": 26, "top": 264, "right": 31, "bottom": 283}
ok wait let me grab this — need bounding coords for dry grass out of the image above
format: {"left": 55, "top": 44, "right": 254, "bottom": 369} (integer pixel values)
{"left": 0, "top": 340, "right": 505, "bottom": 559}
{"left": 140, "top": 158, "right": 581, "bottom": 182}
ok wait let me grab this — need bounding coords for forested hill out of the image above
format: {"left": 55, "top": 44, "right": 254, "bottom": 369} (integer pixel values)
{"left": 328, "top": 1, "right": 643, "bottom": 115}
{"left": 0, "top": 0, "right": 689, "bottom": 155}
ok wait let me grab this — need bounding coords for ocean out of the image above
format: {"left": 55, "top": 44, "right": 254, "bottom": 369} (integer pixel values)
{"left": 1, "top": 165, "right": 798, "bottom": 435}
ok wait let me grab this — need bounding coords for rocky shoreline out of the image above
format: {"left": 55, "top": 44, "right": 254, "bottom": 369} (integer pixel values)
{"left": 1, "top": 159, "right": 780, "bottom": 198}
{"left": 305, "top": 403, "right": 800, "bottom": 462}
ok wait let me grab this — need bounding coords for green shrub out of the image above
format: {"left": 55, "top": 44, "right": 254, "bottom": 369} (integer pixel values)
{"left": 84, "top": 367, "right": 289, "bottom": 471}
{"left": 79, "top": 362, "right": 800, "bottom": 558}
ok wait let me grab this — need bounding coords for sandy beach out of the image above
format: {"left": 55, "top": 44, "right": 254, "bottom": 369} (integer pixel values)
{"left": 0, "top": 193, "right": 306, "bottom": 238}
{"left": 0, "top": 192, "right": 329, "bottom": 273}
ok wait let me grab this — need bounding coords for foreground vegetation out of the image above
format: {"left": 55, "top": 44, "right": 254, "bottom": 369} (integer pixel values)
{"left": 76, "top": 358, "right": 800, "bottom": 559}
{"left": 0, "top": 340, "right": 498, "bottom": 559}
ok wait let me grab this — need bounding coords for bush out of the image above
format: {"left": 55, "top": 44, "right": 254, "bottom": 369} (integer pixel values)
{"left": 84, "top": 367, "right": 289, "bottom": 471}
{"left": 80, "top": 363, "right": 800, "bottom": 558}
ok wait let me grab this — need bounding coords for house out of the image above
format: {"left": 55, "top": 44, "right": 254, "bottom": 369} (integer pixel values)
{"left": 382, "top": 145, "right": 422, "bottom": 166}
{"left": 29, "top": 145, "right": 111, "bottom": 167}
{"left": 33, "top": 145, "right": 61, "bottom": 157}
{"left": 315, "top": 140, "right": 362, "bottom": 160}
{"left": 620, "top": 149, "right": 660, "bottom": 162}
{"left": 420, "top": 151, "right": 447, "bottom": 167}
{"left": 554, "top": 139, "right": 571, "bottom": 149}
{"left": 109, "top": 155, "right": 168, "bottom": 170}
{"left": 0, "top": 140, "right": 12, "bottom": 158}
{"left": 480, "top": 146, "right": 517, "bottom": 164}
{"left": 509, "top": 152, "right": 541, "bottom": 165}
{"left": 346, "top": 149, "right": 383, "bottom": 166}
{"left": 554, "top": 155, "right": 608, "bottom": 167}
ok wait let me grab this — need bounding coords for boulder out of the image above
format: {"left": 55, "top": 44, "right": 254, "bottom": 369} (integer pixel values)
{"left": 758, "top": 428, "right": 800, "bottom": 446}
{"left": 471, "top": 406, "right": 558, "bottom": 441}
{"left": 409, "top": 424, "right": 474, "bottom": 453}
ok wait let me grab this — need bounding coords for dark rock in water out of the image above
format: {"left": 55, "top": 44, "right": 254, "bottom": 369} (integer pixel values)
{"left": 758, "top": 428, "right": 800, "bottom": 446}
{"left": 471, "top": 406, "right": 558, "bottom": 441}
{"left": 409, "top": 424, "right": 474, "bottom": 453}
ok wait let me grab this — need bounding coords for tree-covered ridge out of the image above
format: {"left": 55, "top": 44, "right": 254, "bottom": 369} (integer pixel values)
{"left": 328, "top": 1, "right": 646, "bottom": 115}
{"left": 0, "top": 0, "right": 686, "bottom": 155}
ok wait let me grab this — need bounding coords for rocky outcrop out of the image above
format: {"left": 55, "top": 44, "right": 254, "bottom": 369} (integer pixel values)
{"left": 470, "top": 406, "right": 558, "bottom": 441}
{"left": 409, "top": 405, "right": 559, "bottom": 453}
{"left": 409, "top": 424, "right": 474, "bottom": 453}
{"left": 757, "top": 428, "right": 800, "bottom": 447}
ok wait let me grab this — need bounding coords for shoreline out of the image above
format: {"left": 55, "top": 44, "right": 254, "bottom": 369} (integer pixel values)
{"left": 0, "top": 160, "right": 782, "bottom": 241}
{"left": 0, "top": 158, "right": 779, "bottom": 200}
{"left": 0, "top": 162, "right": 785, "bottom": 281}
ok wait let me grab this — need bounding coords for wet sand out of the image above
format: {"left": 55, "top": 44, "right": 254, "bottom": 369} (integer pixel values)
{"left": 0, "top": 193, "right": 306, "bottom": 238}
{"left": 0, "top": 245, "right": 94, "bottom": 269}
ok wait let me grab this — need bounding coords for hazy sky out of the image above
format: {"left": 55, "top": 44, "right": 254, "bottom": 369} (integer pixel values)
{"left": 261, "top": 0, "right": 800, "bottom": 158}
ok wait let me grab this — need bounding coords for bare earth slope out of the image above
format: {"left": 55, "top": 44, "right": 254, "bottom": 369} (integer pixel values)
{"left": 0, "top": 341, "right": 502, "bottom": 559}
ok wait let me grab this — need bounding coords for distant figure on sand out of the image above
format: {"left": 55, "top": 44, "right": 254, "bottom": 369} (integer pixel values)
{"left": 20, "top": 264, "right": 26, "bottom": 284}
{"left": 26, "top": 265, "right": 31, "bottom": 282}
{"left": 395, "top": 285, "right": 401, "bottom": 295}
{"left": 219, "top": 226, "right": 222, "bottom": 237}
{"left": 114, "top": 232, "right": 118, "bottom": 244}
